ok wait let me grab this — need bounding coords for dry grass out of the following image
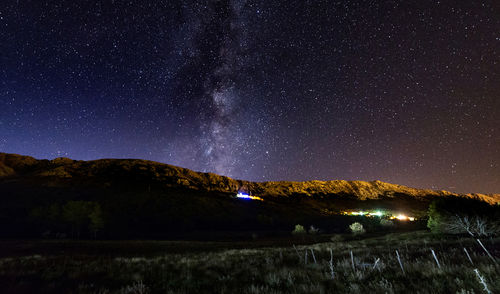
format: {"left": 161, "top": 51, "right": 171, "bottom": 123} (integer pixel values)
{"left": 0, "top": 231, "right": 498, "bottom": 293}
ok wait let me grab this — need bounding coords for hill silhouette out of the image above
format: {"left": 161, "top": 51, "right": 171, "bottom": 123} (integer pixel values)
{"left": 0, "top": 152, "right": 498, "bottom": 238}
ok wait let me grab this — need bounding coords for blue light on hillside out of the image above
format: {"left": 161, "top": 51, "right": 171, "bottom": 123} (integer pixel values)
{"left": 236, "top": 192, "right": 251, "bottom": 199}
{"left": 235, "top": 192, "right": 264, "bottom": 201}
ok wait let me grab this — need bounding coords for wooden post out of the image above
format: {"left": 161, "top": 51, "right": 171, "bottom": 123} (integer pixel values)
{"left": 464, "top": 247, "right": 474, "bottom": 265}
{"left": 396, "top": 250, "right": 405, "bottom": 275}
{"left": 310, "top": 248, "right": 317, "bottom": 264}
{"left": 329, "top": 249, "right": 335, "bottom": 280}
{"left": 293, "top": 244, "right": 301, "bottom": 262}
{"left": 476, "top": 239, "right": 497, "bottom": 265}
{"left": 431, "top": 249, "right": 441, "bottom": 269}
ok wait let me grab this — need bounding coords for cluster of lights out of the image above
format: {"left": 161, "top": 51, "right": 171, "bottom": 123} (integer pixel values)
{"left": 390, "top": 214, "right": 415, "bottom": 221}
{"left": 342, "top": 210, "right": 416, "bottom": 221}
{"left": 349, "top": 211, "right": 366, "bottom": 216}
{"left": 235, "top": 192, "right": 263, "bottom": 201}
{"left": 343, "top": 210, "right": 384, "bottom": 217}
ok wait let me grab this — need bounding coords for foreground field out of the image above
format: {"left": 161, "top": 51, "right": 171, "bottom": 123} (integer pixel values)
{"left": 0, "top": 231, "right": 498, "bottom": 293}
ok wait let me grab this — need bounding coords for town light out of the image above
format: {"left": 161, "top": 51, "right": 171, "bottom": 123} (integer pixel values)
{"left": 351, "top": 211, "right": 366, "bottom": 216}
{"left": 370, "top": 211, "right": 383, "bottom": 217}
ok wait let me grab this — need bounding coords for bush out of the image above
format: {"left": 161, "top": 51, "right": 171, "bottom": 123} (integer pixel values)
{"left": 349, "top": 222, "right": 365, "bottom": 235}
{"left": 380, "top": 219, "right": 394, "bottom": 228}
{"left": 308, "top": 225, "right": 319, "bottom": 235}
{"left": 292, "top": 224, "right": 306, "bottom": 235}
{"left": 330, "top": 234, "right": 343, "bottom": 242}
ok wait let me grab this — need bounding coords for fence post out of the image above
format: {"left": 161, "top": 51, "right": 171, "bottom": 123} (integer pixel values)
{"left": 431, "top": 249, "right": 441, "bottom": 269}
{"left": 350, "top": 250, "right": 355, "bottom": 271}
{"left": 293, "top": 244, "right": 301, "bottom": 262}
{"left": 329, "top": 249, "right": 335, "bottom": 280}
{"left": 464, "top": 247, "right": 474, "bottom": 265}
{"left": 396, "top": 250, "right": 405, "bottom": 275}
{"left": 310, "top": 248, "right": 317, "bottom": 264}
{"left": 476, "top": 239, "right": 497, "bottom": 265}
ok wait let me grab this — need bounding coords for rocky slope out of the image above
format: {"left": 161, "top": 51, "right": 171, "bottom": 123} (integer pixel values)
{"left": 1, "top": 152, "right": 498, "bottom": 204}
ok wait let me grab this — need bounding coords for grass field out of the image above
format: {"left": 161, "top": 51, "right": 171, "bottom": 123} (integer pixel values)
{"left": 0, "top": 231, "right": 498, "bottom": 293}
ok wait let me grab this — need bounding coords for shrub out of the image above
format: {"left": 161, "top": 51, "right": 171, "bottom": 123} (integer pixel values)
{"left": 349, "top": 222, "right": 365, "bottom": 234}
{"left": 292, "top": 224, "right": 306, "bottom": 235}
{"left": 330, "top": 234, "right": 343, "bottom": 242}
{"left": 380, "top": 219, "right": 394, "bottom": 228}
{"left": 308, "top": 225, "right": 319, "bottom": 234}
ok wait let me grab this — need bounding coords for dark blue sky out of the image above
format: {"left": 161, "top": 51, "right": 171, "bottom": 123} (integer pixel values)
{"left": 1, "top": 0, "right": 499, "bottom": 193}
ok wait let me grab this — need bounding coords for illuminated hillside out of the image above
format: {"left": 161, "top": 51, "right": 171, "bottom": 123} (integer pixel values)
{"left": 1, "top": 152, "right": 498, "bottom": 204}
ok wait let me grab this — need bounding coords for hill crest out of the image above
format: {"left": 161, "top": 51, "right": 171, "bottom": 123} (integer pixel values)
{"left": 1, "top": 152, "right": 498, "bottom": 204}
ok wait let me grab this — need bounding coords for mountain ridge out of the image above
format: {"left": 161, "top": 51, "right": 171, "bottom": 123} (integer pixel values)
{"left": 1, "top": 152, "right": 498, "bottom": 204}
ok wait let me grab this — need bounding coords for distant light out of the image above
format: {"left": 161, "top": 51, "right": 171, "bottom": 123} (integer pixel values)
{"left": 236, "top": 192, "right": 250, "bottom": 199}
{"left": 395, "top": 214, "right": 408, "bottom": 220}
{"left": 370, "top": 211, "right": 383, "bottom": 217}
{"left": 236, "top": 192, "right": 263, "bottom": 201}
{"left": 351, "top": 211, "right": 366, "bottom": 216}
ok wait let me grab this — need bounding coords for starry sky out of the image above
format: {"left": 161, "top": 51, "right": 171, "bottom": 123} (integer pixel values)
{"left": 1, "top": 1, "right": 499, "bottom": 194}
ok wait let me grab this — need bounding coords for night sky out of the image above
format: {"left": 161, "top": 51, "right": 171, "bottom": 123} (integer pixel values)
{"left": 1, "top": 1, "right": 499, "bottom": 194}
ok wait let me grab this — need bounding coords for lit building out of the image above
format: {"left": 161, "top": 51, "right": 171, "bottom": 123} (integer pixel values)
{"left": 235, "top": 192, "right": 263, "bottom": 201}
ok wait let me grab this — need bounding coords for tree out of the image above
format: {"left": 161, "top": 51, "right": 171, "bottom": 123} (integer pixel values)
{"left": 62, "top": 201, "right": 96, "bottom": 238}
{"left": 31, "top": 203, "right": 63, "bottom": 237}
{"left": 89, "top": 204, "right": 104, "bottom": 239}
{"left": 427, "top": 200, "right": 445, "bottom": 233}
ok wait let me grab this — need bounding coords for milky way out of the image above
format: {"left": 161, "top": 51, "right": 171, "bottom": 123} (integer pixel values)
{"left": 200, "top": 0, "right": 249, "bottom": 175}
{"left": 1, "top": 1, "right": 499, "bottom": 193}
